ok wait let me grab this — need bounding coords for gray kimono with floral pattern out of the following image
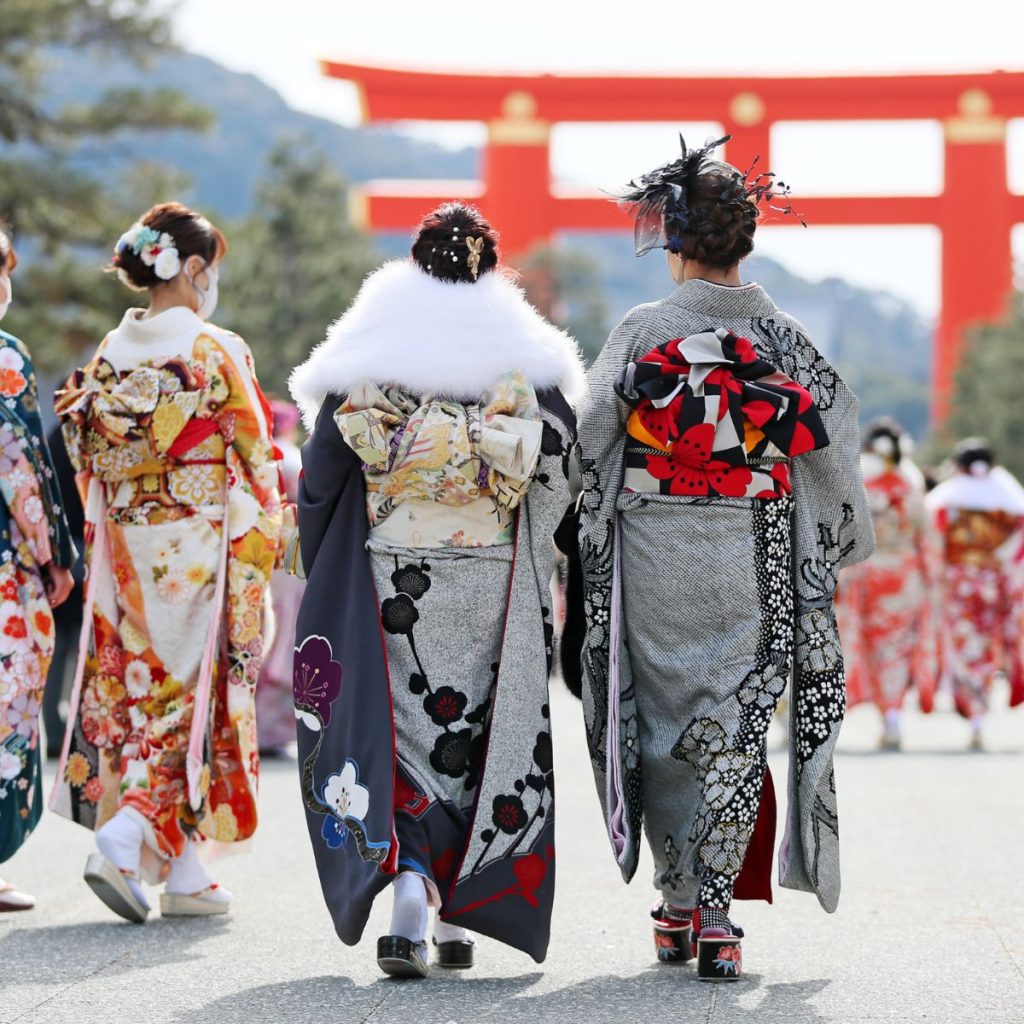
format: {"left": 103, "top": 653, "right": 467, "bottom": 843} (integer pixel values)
{"left": 575, "top": 279, "right": 873, "bottom": 914}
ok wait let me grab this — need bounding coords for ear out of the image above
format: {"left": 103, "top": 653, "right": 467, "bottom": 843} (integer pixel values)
{"left": 183, "top": 253, "right": 206, "bottom": 279}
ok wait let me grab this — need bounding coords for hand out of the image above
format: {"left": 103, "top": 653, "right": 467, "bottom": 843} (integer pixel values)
{"left": 43, "top": 565, "right": 74, "bottom": 608}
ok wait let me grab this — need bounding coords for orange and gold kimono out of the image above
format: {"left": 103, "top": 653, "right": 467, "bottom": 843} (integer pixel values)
{"left": 49, "top": 307, "right": 284, "bottom": 862}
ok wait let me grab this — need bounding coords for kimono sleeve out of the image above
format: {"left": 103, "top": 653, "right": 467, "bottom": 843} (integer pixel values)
{"left": 298, "top": 393, "right": 362, "bottom": 577}
{"left": 572, "top": 312, "right": 644, "bottom": 505}
{"left": 779, "top": 334, "right": 874, "bottom": 913}
{"left": 2, "top": 334, "right": 75, "bottom": 568}
{"left": 789, "top": 383, "right": 875, "bottom": 598}
{"left": 217, "top": 334, "right": 287, "bottom": 565}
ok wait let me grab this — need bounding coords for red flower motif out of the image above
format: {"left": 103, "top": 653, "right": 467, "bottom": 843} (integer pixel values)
{"left": 706, "top": 462, "right": 753, "bottom": 497}
{"left": 646, "top": 423, "right": 752, "bottom": 497}
{"left": 0, "top": 578, "right": 19, "bottom": 602}
{"left": 732, "top": 335, "right": 759, "bottom": 363}
{"left": 0, "top": 369, "right": 27, "bottom": 397}
{"left": 83, "top": 776, "right": 104, "bottom": 803}
{"left": 4, "top": 616, "right": 27, "bottom": 639}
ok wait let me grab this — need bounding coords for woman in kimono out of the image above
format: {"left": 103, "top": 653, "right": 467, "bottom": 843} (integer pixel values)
{"left": 0, "top": 228, "right": 76, "bottom": 911}
{"left": 51, "top": 202, "right": 285, "bottom": 923}
{"left": 289, "top": 202, "right": 582, "bottom": 978}
{"left": 255, "top": 398, "right": 305, "bottom": 753}
{"left": 926, "top": 438, "right": 1024, "bottom": 748}
{"left": 836, "top": 418, "right": 934, "bottom": 749}
{"left": 572, "top": 137, "right": 873, "bottom": 980}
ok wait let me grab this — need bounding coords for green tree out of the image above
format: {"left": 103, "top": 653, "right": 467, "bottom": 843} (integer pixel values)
{"left": 220, "top": 138, "right": 377, "bottom": 398}
{"left": 0, "top": 0, "right": 209, "bottom": 370}
{"left": 519, "top": 244, "right": 610, "bottom": 363}
{"left": 941, "top": 292, "right": 1024, "bottom": 479}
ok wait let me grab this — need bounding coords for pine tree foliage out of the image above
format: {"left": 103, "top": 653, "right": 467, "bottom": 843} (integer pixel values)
{"left": 942, "top": 292, "right": 1024, "bottom": 480}
{"left": 220, "top": 138, "right": 377, "bottom": 399}
{"left": 0, "top": 0, "right": 209, "bottom": 370}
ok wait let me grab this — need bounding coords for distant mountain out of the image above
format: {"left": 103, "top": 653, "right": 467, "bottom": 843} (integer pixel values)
{"left": 45, "top": 46, "right": 477, "bottom": 217}
{"left": 43, "top": 46, "right": 932, "bottom": 437}
{"left": 585, "top": 237, "right": 933, "bottom": 439}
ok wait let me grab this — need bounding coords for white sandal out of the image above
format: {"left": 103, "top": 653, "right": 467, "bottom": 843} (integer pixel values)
{"left": 160, "top": 884, "right": 232, "bottom": 917}
{"left": 0, "top": 880, "right": 35, "bottom": 912}
{"left": 83, "top": 853, "right": 150, "bottom": 924}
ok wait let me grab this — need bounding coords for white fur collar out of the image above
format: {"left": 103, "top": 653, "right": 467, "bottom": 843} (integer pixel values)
{"left": 289, "top": 260, "right": 585, "bottom": 429}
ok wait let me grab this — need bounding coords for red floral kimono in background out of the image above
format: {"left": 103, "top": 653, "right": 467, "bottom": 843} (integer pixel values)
{"left": 837, "top": 453, "right": 936, "bottom": 713}
{"left": 926, "top": 466, "right": 1024, "bottom": 719}
{"left": 50, "top": 308, "right": 284, "bottom": 862}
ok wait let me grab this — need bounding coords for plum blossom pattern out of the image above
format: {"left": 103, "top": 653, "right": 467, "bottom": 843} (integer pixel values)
{"left": 321, "top": 758, "right": 371, "bottom": 850}
{"left": 293, "top": 634, "right": 343, "bottom": 730}
{"left": 472, "top": 705, "right": 554, "bottom": 875}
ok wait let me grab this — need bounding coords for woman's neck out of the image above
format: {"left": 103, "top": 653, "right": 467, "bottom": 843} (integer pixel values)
{"left": 143, "top": 285, "right": 194, "bottom": 319}
{"left": 682, "top": 261, "right": 744, "bottom": 287}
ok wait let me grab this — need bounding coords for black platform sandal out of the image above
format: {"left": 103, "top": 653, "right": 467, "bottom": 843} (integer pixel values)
{"left": 433, "top": 937, "right": 475, "bottom": 969}
{"left": 690, "top": 908, "right": 743, "bottom": 982}
{"left": 376, "top": 935, "right": 429, "bottom": 978}
{"left": 651, "top": 901, "right": 694, "bottom": 964}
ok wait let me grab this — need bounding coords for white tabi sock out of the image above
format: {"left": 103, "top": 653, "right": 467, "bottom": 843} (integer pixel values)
{"left": 164, "top": 842, "right": 231, "bottom": 902}
{"left": 884, "top": 708, "right": 902, "bottom": 740}
{"left": 389, "top": 871, "right": 428, "bottom": 945}
{"left": 95, "top": 808, "right": 150, "bottom": 911}
{"left": 434, "top": 917, "right": 473, "bottom": 945}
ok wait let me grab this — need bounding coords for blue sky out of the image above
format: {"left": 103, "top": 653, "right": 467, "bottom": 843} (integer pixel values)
{"left": 174, "top": 0, "right": 1024, "bottom": 317}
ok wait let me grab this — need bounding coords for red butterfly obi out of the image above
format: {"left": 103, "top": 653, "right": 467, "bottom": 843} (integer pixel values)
{"left": 615, "top": 328, "right": 829, "bottom": 499}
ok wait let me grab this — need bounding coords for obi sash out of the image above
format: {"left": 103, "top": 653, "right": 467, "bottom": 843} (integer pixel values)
{"left": 334, "top": 371, "right": 544, "bottom": 530}
{"left": 55, "top": 357, "right": 221, "bottom": 483}
{"left": 615, "top": 327, "right": 829, "bottom": 499}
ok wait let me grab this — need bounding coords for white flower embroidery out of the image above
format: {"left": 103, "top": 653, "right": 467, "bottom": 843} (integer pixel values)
{"left": 0, "top": 347, "right": 25, "bottom": 372}
{"left": 23, "top": 495, "right": 44, "bottom": 525}
{"left": 0, "top": 749, "right": 22, "bottom": 780}
{"left": 156, "top": 568, "right": 191, "bottom": 605}
{"left": 124, "top": 659, "right": 152, "bottom": 698}
{"left": 323, "top": 760, "right": 370, "bottom": 822}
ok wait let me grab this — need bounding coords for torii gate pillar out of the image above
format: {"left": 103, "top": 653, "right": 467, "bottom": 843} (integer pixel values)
{"left": 325, "top": 62, "right": 1024, "bottom": 422}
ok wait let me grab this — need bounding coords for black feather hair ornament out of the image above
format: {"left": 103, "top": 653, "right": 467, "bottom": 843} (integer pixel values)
{"left": 614, "top": 133, "right": 806, "bottom": 256}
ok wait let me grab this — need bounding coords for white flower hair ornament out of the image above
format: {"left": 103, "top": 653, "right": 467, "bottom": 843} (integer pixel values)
{"left": 115, "top": 222, "right": 182, "bottom": 285}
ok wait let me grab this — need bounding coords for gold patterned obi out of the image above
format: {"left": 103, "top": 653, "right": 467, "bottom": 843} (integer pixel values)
{"left": 56, "top": 356, "right": 229, "bottom": 511}
{"left": 335, "top": 372, "right": 543, "bottom": 547}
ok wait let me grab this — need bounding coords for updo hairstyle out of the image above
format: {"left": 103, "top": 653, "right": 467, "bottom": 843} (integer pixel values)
{"left": 411, "top": 202, "right": 499, "bottom": 284}
{"left": 863, "top": 416, "right": 906, "bottom": 464}
{"left": 952, "top": 437, "right": 995, "bottom": 473}
{"left": 673, "top": 162, "right": 759, "bottom": 268}
{"left": 112, "top": 201, "right": 227, "bottom": 291}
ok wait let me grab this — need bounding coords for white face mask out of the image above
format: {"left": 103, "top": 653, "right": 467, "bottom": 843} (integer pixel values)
{"left": 0, "top": 274, "right": 11, "bottom": 322}
{"left": 187, "top": 262, "right": 218, "bottom": 321}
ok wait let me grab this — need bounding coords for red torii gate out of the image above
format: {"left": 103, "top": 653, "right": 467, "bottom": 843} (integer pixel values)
{"left": 321, "top": 61, "right": 1024, "bottom": 419}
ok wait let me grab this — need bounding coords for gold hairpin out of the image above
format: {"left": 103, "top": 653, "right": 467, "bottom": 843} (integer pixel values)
{"left": 465, "top": 236, "right": 484, "bottom": 280}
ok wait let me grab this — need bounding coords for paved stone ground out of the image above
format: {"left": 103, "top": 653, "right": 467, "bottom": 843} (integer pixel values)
{"left": 2, "top": 688, "right": 1022, "bottom": 1024}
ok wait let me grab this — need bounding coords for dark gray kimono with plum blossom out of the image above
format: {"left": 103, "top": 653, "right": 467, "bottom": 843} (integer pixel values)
{"left": 293, "top": 390, "right": 574, "bottom": 962}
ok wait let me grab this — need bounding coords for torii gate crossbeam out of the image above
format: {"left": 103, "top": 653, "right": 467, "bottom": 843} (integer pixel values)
{"left": 322, "top": 61, "right": 1024, "bottom": 420}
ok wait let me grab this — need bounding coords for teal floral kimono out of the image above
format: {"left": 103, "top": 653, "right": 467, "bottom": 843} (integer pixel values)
{"left": 0, "top": 329, "right": 75, "bottom": 863}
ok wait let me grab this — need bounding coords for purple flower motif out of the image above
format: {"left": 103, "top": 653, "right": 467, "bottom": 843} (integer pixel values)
{"left": 293, "top": 635, "right": 343, "bottom": 731}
